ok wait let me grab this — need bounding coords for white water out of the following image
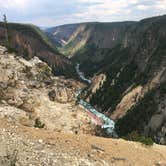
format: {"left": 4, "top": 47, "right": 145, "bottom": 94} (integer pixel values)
{"left": 76, "top": 64, "right": 92, "bottom": 84}
{"left": 76, "top": 64, "right": 116, "bottom": 136}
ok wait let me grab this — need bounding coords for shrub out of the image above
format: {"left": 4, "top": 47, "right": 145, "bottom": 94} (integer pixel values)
{"left": 124, "top": 131, "right": 154, "bottom": 146}
{"left": 137, "top": 136, "right": 154, "bottom": 146}
{"left": 34, "top": 118, "right": 45, "bottom": 128}
{"left": 7, "top": 46, "right": 17, "bottom": 53}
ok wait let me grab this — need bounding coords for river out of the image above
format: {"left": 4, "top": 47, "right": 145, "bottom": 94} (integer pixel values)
{"left": 75, "top": 63, "right": 117, "bottom": 137}
{"left": 76, "top": 64, "right": 92, "bottom": 84}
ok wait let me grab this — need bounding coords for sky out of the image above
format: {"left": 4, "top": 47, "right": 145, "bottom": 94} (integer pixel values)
{"left": 0, "top": 0, "right": 166, "bottom": 27}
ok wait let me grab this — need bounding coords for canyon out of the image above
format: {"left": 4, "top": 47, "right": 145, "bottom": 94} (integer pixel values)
{"left": 46, "top": 15, "right": 166, "bottom": 145}
{"left": 0, "top": 45, "right": 166, "bottom": 165}
{"left": 0, "top": 14, "right": 165, "bottom": 165}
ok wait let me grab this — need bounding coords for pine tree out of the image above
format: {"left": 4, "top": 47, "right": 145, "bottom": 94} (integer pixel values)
{"left": 3, "top": 14, "right": 10, "bottom": 48}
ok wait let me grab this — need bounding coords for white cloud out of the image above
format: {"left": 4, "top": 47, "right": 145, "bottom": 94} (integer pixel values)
{"left": 137, "top": 5, "right": 150, "bottom": 10}
{"left": 0, "top": 0, "right": 30, "bottom": 10}
{"left": 130, "top": 0, "right": 139, "bottom": 4}
{"left": 155, "top": 0, "right": 166, "bottom": 10}
{"left": 73, "top": 0, "right": 166, "bottom": 23}
{"left": 0, "top": 0, "right": 166, "bottom": 26}
{"left": 73, "top": 0, "right": 134, "bottom": 21}
{"left": 78, "top": 0, "right": 101, "bottom": 2}
{"left": 27, "top": 17, "right": 56, "bottom": 26}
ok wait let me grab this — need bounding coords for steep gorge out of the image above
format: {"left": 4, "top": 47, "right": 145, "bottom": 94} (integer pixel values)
{"left": 46, "top": 15, "right": 166, "bottom": 144}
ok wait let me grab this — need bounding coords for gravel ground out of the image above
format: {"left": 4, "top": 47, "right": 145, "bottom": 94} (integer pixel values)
{"left": 0, "top": 119, "right": 166, "bottom": 166}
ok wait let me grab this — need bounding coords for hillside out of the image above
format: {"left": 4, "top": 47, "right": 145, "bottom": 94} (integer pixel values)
{"left": 45, "top": 24, "right": 79, "bottom": 47}
{"left": 0, "top": 22, "right": 76, "bottom": 77}
{"left": 0, "top": 45, "right": 97, "bottom": 135}
{"left": 46, "top": 15, "right": 166, "bottom": 144}
{"left": 46, "top": 21, "right": 135, "bottom": 58}
{"left": 1, "top": 45, "right": 166, "bottom": 165}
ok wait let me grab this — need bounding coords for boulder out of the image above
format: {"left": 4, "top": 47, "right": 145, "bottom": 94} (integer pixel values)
{"left": 21, "top": 96, "right": 40, "bottom": 112}
{"left": 48, "top": 87, "right": 75, "bottom": 103}
{"left": 48, "top": 89, "right": 56, "bottom": 101}
{"left": 7, "top": 97, "right": 23, "bottom": 107}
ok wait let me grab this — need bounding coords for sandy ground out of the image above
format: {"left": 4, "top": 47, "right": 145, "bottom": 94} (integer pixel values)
{"left": 0, "top": 118, "right": 166, "bottom": 166}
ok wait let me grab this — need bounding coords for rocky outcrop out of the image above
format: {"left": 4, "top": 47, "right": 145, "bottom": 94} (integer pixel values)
{"left": 48, "top": 87, "right": 75, "bottom": 103}
{"left": 0, "top": 45, "right": 96, "bottom": 135}
{"left": 90, "top": 74, "right": 106, "bottom": 94}
{"left": 86, "top": 73, "right": 106, "bottom": 102}
{"left": 111, "top": 85, "right": 143, "bottom": 120}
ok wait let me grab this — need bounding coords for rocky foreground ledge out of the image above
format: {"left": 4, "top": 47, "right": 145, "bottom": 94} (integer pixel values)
{"left": 0, "top": 46, "right": 166, "bottom": 165}
{"left": 0, "top": 119, "right": 166, "bottom": 166}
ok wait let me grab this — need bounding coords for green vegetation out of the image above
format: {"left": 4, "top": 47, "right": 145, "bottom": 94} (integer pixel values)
{"left": 137, "top": 137, "right": 154, "bottom": 146}
{"left": 22, "top": 48, "right": 29, "bottom": 60}
{"left": 3, "top": 14, "right": 16, "bottom": 53}
{"left": 115, "top": 81, "right": 166, "bottom": 144}
{"left": 89, "top": 46, "right": 138, "bottom": 112}
{"left": 160, "top": 81, "right": 166, "bottom": 94}
{"left": 135, "top": 34, "right": 166, "bottom": 86}
{"left": 3, "top": 14, "right": 10, "bottom": 48}
{"left": 0, "top": 21, "right": 77, "bottom": 78}
{"left": 75, "top": 45, "right": 99, "bottom": 75}
{"left": 124, "top": 131, "right": 154, "bottom": 146}
{"left": 0, "top": 21, "right": 59, "bottom": 54}
{"left": 30, "top": 25, "right": 55, "bottom": 50}
{"left": 10, "top": 23, "right": 58, "bottom": 53}
{"left": 6, "top": 47, "right": 17, "bottom": 53}
{"left": 34, "top": 118, "right": 45, "bottom": 128}
{"left": 115, "top": 88, "right": 157, "bottom": 136}
{"left": 59, "top": 39, "right": 75, "bottom": 56}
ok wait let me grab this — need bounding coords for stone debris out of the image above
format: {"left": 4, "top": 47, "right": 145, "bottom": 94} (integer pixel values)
{"left": 0, "top": 45, "right": 96, "bottom": 135}
{"left": 0, "top": 126, "right": 101, "bottom": 166}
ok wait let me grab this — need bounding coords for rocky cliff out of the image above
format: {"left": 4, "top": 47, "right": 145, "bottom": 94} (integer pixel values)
{"left": 46, "top": 22, "right": 135, "bottom": 59}
{"left": 45, "top": 24, "right": 79, "bottom": 47}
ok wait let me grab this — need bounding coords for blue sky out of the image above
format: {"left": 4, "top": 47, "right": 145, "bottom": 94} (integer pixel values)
{"left": 0, "top": 0, "right": 166, "bottom": 27}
